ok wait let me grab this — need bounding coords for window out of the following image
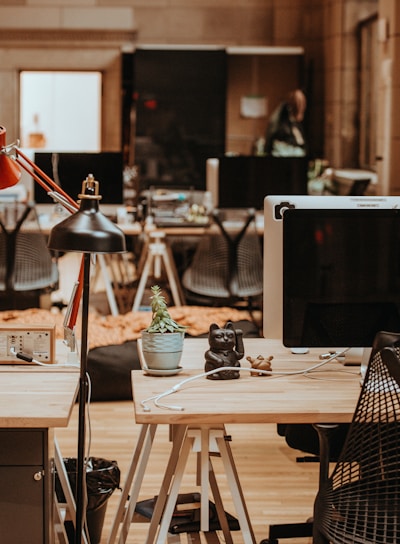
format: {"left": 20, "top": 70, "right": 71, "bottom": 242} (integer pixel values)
{"left": 20, "top": 71, "right": 102, "bottom": 152}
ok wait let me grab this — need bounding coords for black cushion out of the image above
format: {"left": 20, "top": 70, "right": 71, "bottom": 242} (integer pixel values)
{"left": 87, "top": 341, "right": 141, "bottom": 402}
{"left": 135, "top": 492, "right": 240, "bottom": 534}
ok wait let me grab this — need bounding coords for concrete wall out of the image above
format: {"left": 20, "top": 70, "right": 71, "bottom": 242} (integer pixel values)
{"left": 3, "top": 0, "right": 394, "bottom": 191}
{"left": 376, "top": 0, "right": 400, "bottom": 195}
{"left": 0, "top": 1, "right": 326, "bottom": 158}
{"left": 323, "top": 0, "right": 378, "bottom": 170}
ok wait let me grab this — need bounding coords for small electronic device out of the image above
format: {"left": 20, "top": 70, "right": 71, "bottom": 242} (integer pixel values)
{"left": 0, "top": 324, "right": 56, "bottom": 364}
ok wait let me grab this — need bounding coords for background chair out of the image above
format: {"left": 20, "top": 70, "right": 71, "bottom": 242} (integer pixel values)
{"left": 182, "top": 208, "right": 263, "bottom": 316}
{"left": 313, "top": 330, "right": 400, "bottom": 544}
{"left": 0, "top": 202, "right": 59, "bottom": 309}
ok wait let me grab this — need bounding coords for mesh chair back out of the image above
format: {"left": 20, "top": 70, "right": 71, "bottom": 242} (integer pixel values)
{"left": 182, "top": 209, "right": 263, "bottom": 301}
{"left": 314, "top": 331, "right": 400, "bottom": 544}
{"left": 12, "top": 231, "right": 59, "bottom": 291}
{"left": 0, "top": 203, "right": 58, "bottom": 292}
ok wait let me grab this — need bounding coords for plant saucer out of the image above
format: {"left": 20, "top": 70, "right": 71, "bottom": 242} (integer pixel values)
{"left": 144, "top": 366, "right": 183, "bottom": 377}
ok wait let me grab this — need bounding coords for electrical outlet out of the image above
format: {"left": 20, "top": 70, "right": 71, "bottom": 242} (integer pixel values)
{"left": 0, "top": 324, "right": 56, "bottom": 364}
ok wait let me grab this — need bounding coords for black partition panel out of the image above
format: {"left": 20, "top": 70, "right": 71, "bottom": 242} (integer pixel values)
{"left": 133, "top": 49, "right": 227, "bottom": 190}
{"left": 217, "top": 156, "right": 309, "bottom": 210}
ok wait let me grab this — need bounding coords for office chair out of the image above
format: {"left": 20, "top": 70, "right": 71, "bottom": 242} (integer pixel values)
{"left": 182, "top": 208, "right": 263, "bottom": 314}
{"left": 313, "top": 330, "right": 400, "bottom": 544}
{"left": 347, "top": 177, "right": 370, "bottom": 196}
{"left": 0, "top": 202, "right": 59, "bottom": 309}
{"left": 261, "top": 424, "right": 349, "bottom": 544}
{"left": 262, "top": 331, "right": 400, "bottom": 544}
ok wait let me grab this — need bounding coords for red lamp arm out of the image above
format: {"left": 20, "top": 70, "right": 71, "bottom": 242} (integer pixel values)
{"left": 0, "top": 126, "right": 83, "bottom": 333}
{"left": 15, "top": 148, "right": 79, "bottom": 211}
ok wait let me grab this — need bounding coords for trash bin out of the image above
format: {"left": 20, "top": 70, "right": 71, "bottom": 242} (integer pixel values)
{"left": 55, "top": 457, "right": 121, "bottom": 544}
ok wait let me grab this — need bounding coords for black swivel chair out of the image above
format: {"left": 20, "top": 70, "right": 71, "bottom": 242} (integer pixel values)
{"left": 260, "top": 332, "right": 400, "bottom": 544}
{"left": 313, "top": 330, "right": 400, "bottom": 544}
{"left": 347, "top": 177, "right": 370, "bottom": 196}
{"left": 0, "top": 202, "right": 59, "bottom": 309}
{"left": 261, "top": 424, "right": 349, "bottom": 543}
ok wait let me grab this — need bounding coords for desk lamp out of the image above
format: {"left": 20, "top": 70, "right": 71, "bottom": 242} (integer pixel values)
{"left": 0, "top": 125, "right": 84, "bottom": 346}
{"left": 0, "top": 125, "right": 126, "bottom": 543}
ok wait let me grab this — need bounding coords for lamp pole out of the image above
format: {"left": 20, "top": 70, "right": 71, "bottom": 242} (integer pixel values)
{"left": 75, "top": 252, "right": 91, "bottom": 543}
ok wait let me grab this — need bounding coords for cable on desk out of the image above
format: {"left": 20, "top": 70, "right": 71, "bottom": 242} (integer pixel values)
{"left": 9, "top": 347, "right": 80, "bottom": 367}
{"left": 141, "top": 350, "right": 349, "bottom": 412}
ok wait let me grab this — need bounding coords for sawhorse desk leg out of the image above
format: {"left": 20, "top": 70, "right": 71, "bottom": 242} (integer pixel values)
{"left": 152, "top": 425, "right": 255, "bottom": 544}
{"left": 109, "top": 423, "right": 255, "bottom": 544}
{"left": 54, "top": 437, "right": 89, "bottom": 544}
{"left": 108, "top": 423, "right": 157, "bottom": 544}
{"left": 97, "top": 254, "right": 120, "bottom": 316}
{"left": 132, "top": 231, "right": 185, "bottom": 311}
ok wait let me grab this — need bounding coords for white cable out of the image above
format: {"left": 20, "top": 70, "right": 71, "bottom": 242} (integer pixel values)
{"left": 9, "top": 347, "right": 80, "bottom": 367}
{"left": 85, "top": 371, "right": 92, "bottom": 460}
{"left": 141, "top": 349, "right": 349, "bottom": 412}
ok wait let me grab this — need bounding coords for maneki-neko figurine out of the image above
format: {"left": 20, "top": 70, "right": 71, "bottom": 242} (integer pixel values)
{"left": 204, "top": 321, "right": 244, "bottom": 380}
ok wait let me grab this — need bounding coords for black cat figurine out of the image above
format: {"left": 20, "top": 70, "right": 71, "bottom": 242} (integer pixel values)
{"left": 204, "top": 321, "right": 244, "bottom": 380}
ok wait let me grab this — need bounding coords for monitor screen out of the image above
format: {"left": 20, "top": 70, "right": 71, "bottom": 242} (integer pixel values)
{"left": 263, "top": 195, "right": 400, "bottom": 350}
{"left": 214, "top": 156, "right": 308, "bottom": 210}
{"left": 33, "top": 152, "right": 124, "bottom": 205}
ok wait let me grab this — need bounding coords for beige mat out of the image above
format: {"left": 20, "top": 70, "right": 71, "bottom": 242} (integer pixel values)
{"left": 0, "top": 307, "right": 253, "bottom": 349}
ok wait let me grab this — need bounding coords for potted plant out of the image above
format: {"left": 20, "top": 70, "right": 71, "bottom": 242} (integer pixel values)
{"left": 141, "top": 285, "right": 187, "bottom": 371}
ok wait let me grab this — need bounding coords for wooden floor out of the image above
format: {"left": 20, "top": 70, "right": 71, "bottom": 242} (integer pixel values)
{"left": 56, "top": 400, "right": 320, "bottom": 544}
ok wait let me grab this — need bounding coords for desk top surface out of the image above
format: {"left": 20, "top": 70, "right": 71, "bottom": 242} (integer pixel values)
{"left": 0, "top": 367, "right": 79, "bottom": 428}
{"left": 132, "top": 338, "right": 361, "bottom": 425}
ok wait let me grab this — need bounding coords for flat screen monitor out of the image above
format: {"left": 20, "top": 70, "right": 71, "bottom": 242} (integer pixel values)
{"left": 263, "top": 195, "right": 400, "bottom": 352}
{"left": 213, "top": 156, "right": 308, "bottom": 210}
{"left": 33, "top": 152, "right": 124, "bottom": 205}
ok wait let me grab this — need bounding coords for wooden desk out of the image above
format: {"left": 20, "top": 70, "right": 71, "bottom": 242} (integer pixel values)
{"left": 0, "top": 369, "right": 78, "bottom": 427}
{"left": 109, "top": 338, "right": 360, "bottom": 544}
{"left": 0, "top": 367, "right": 79, "bottom": 543}
{"left": 132, "top": 339, "right": 359, "bottom": 425}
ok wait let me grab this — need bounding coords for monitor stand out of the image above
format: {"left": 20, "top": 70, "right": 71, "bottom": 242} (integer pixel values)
{"left": 289, "top": 345, "right": 371, "bottom": 382}
{"left": 290, "top": 347, "right": 309, "bottom": 354}
{"left": 335, "top": 347, "right": 372, "bottom": 385}
{"left": 337, "top": 347, "right": 371, "bottom": 367}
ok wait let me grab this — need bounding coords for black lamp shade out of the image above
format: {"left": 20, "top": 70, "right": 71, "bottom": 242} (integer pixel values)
{"left": 48, "top": 194, "right": 126, "bottom": 254}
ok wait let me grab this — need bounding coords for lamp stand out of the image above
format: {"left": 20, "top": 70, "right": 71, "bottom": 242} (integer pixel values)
{"left": 0, "top": 129, "right": 127, "bottom": 543}
{"left": 75, "top": 252, "right": 91, "bottom": 544}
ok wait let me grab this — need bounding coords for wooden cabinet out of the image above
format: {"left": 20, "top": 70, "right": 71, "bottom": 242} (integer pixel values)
{"left": 0, "top": 429, "right": 52, "bottom": 543}
{"left": 0, "top": 369, "right": 79, "bottom": 543}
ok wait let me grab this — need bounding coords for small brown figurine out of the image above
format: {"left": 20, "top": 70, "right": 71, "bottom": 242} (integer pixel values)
{"left": 246, "top": 354, "right": 273, "bottom": 376}
{"left": 204, "top": 322, "right": 244, "bottom": 380}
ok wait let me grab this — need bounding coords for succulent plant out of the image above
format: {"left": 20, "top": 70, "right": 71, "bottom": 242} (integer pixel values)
{"left": 145, "top": 285, "right": 187, "bottom": 333}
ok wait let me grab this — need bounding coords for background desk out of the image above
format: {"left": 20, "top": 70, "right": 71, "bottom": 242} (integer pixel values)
{"left": 36, "top": 213, "right": 264, "bottom": 314}
{"left": 111, "top": 338, "right": 360, "bottom": 543}
{"left": 0, "top": 368, "right": 79, "bottom": 543}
